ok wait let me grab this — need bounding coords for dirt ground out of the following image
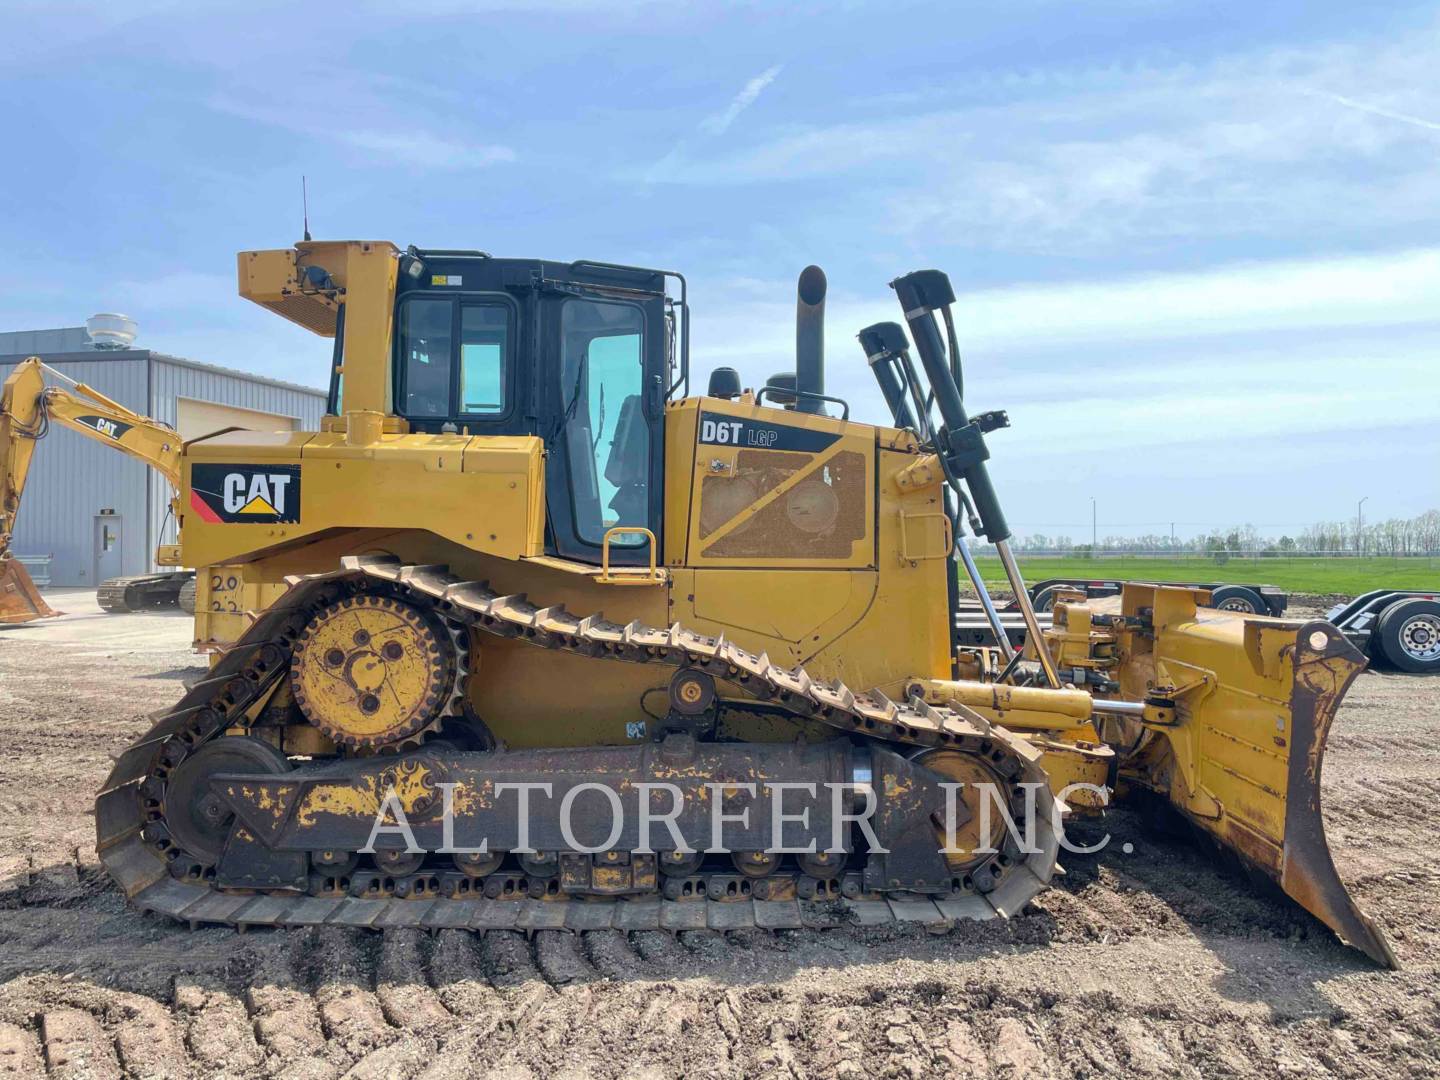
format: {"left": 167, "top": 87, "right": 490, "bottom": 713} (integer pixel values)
{"left": 0, "top": 590, "right": 1436, "bottom": 1079}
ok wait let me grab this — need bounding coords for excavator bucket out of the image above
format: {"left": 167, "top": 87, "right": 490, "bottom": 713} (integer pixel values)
{"left": 1121, "top": 585, "right": 1396, "bottom": 967}
{"left": 0, "top": 557, "right": 56, "bottom": 624}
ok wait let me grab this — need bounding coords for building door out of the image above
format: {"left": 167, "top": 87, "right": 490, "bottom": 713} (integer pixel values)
{"left": 93, "top": 514, "right": 123, "bottom": 585}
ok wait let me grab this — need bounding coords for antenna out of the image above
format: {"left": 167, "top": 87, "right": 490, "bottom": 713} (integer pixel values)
{"left": 302, "top": 175, "right": 311, "bottom": 242}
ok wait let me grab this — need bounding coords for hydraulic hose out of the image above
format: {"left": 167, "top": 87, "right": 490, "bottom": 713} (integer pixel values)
{"left": 890, "top": 270, "right": 1060, "bottom": 687}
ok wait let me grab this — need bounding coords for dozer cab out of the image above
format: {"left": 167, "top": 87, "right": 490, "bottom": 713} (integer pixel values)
{"left": 74, "top": 239, "right": 1389, "bottom": 965}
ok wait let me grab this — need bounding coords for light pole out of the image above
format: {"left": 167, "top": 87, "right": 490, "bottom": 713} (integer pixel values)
{"left": 1091, "top": 497, "right": 1097, "bottom": 552}
{"left": 1357, "top": 496, "right": 1368, "bottom": 557}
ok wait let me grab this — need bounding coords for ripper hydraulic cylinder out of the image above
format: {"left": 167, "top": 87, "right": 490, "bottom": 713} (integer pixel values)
{"left": 858, "top": 322, "right": 919, "bottom": 432}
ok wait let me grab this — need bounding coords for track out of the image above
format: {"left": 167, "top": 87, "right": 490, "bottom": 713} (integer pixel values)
{"left": 96, "top": 574, "right": 189, "bottom": 615}
{"left": 95, "top": 556, "right": 1061, "bottom": 932}
{"left": 3, "top": 592, "right": 1437, "bottom": 1077}
{"left": 3, "top": 807, "right": 1436, "bottom": 1079}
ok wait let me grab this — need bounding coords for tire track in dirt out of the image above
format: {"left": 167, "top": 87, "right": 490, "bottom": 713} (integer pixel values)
{"left": 427, "top": 929, "right": 504, "bottom": 1024}
{"left": 40, "top": 1008, "right": 122, "bottom": 1080}
{"left": 243, "top": 934, "right": 332, "bottom": 1074}
{"left": 304, "top": 927, "right": 396, "bottom": 1062}
{"left": 175, "top": 974, "right": 265, "bottom": 1076}
{"left": 375, "top": 928, "right": 453, "bottom": 1033}
{"left": 37, "top": 984, "right": 193, "bottom": 1080}
{"left": 0, "top": 1021, "right": 42, "bottom": 1078}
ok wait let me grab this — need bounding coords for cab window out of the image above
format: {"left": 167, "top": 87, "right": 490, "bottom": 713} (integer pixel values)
{"left": 560, "top": 299, "right": 648, "bottom": 546}
{"left": 399, "top": 297, "right": 452, "bottom": 417}
{"left": 397, "top": 296, "right": 511, "bottom": 418}
{"left": 459, "top": 305, "right": 507, "bottom": 414}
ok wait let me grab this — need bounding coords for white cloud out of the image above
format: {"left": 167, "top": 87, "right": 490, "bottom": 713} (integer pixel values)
{"left": 701, "top": 65, "right": 782, "bottom": 135}
{"left": 646, "top": 27, "right": 1440, "bottom": 253}
{"left": 645, "top": 64, "right": 784, "bottom": 182}
{"left": 685, "top": 248, "right": 1440, "bottom": 526}
{"left": 691, "top": 246, "right": 1440, "bottom": 377}
{"left": 1308, "top": 89, "right": 1440, "bottom": 134}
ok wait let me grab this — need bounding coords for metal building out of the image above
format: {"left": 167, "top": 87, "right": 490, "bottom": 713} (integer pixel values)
{"left": 1, "top": 323, "right": 326, "bottom": 586}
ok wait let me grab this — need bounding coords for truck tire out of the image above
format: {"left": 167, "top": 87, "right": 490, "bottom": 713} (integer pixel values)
{"left": 1209, "top": 585, "right": 1266, "bottom": 614}
{"left": 178, "top": 576, "right": 197, "bottom": 616}
{"left": 1374, "top": 598, "right": 1440, "bottom": 674}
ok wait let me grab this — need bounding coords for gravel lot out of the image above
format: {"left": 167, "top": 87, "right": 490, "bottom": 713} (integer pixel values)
{"left": 0, "top": 589, "right": 1436, "bottom": 1078}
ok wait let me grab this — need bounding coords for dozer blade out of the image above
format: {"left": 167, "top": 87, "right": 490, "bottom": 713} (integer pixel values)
{"left": 0, "top": 557, "right": 57, "bottom": 624}
{"left": 1125, "top": 586, "right": 1396, "bottom": 967}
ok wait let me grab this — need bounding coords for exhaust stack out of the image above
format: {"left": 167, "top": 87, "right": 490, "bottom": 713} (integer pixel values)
{"left": 795, "top": 265, "right": 827, "bottom": 414}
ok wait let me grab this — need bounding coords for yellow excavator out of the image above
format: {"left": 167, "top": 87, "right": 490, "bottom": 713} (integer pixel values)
{"left": 5, "top": 239, "right": 1393, "bottom": 965}
{"left": 0, "top": 359, "right": 187, "bottom": 623}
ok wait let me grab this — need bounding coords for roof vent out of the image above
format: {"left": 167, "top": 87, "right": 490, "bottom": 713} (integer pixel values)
{"left": 85, "top": 313, "right": 137, "bottom": 350}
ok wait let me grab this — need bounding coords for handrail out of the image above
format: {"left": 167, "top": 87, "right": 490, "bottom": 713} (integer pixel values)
{"left": 597, "top": 526, "right": 664, "bottom": 584}
{"left": 755, "top": 385, "right": 850, "bottom": 420}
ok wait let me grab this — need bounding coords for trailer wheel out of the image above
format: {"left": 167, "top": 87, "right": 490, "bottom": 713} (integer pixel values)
{"left": 1375, "top": 598, "right": 1440, "bottom": 674}
{"left": 1032, "top": 585, "right": 1063, "bottom": 613}
{"left": 1209, "top": 585, "right": 1266, "bottom": 614}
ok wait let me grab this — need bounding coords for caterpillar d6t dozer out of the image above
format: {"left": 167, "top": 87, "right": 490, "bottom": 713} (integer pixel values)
{"left": 87, "top": 241, "right": 1393, "bottom": 966}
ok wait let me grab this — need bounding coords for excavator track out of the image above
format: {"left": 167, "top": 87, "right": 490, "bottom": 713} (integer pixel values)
{"left": 97, "top": 572, "right": 192, "bottom": 613}
{"left": 96, "top": 556, "right": 1062, "bottom": 933}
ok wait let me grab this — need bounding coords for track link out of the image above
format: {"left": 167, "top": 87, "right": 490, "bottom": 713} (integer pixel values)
{"left": 97, "top": 572, "right": 191, "bottom": 613}
{"left": 95, "top": 556, "right": 1061, "bottom": 932}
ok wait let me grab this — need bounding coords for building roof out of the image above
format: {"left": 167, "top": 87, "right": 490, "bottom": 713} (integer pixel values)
{"left": 0, "top": 331, "right": 327, "bottom": 400}
{"left": 0, "top": 326, "right": 96, "bottom": 354}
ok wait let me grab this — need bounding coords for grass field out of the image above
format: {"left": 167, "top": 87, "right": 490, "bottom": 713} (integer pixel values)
{"left": 970, "top": 555, "right": 1440, "bottom": 595}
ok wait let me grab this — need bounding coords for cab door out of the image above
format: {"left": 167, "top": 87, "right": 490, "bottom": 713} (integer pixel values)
{"left": 543, "top": 289, "right": 666, "bottom": 565}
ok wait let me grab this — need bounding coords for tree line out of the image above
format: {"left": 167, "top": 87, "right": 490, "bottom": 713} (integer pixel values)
{"left": 988, "top": 509, "right": 1440, "bottom": 558}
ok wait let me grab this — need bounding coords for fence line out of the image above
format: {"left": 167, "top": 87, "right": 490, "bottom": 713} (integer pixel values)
{"left": 970, "top": 548, "right": 1440, "bottom": 564}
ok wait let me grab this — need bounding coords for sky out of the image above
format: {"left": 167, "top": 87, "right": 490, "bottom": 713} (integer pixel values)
{"left": 1, "top": 0, "right": 1436, "bottom": 541}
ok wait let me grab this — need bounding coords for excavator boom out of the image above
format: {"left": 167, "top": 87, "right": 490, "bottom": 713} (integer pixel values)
{"left": 0, "top": 357, "right": 183, "bottom": 623}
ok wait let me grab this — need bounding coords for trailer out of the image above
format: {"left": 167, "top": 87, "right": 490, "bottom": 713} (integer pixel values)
{"left": 956, "top": 578, "right": 1284, "bottom": 656}
{"left": 953, "top": 578, "right": 1288, "bottom": 651}
{"left": 1026, "top": 577, "right": 1288, "bottom": 616}
{"left": 1325, "top": 590, "right": 1440, "bottom": 674}
{"left": 957, "top": 581, "right": 1440, "bottom": 677}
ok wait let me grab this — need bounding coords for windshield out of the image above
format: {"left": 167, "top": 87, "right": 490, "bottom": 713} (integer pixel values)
{"left": 561, "top": 298, "right": 648, "bottom": 546}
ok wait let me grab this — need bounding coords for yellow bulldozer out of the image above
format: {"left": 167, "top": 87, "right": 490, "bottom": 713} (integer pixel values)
{"left": 0, "top": 240, "right": 1393, "bottom": 965}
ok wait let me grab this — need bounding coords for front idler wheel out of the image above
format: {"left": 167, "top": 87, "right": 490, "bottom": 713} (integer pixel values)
{"left": 910, "top": 746, "right": 1011, "bottom": 874}
{"left": 164, "top": 736, "right": 292, "bottom": 866}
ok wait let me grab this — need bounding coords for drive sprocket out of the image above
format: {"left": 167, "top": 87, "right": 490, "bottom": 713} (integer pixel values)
{"left": 291, "top": 592, "right": 456, "bottom": 750}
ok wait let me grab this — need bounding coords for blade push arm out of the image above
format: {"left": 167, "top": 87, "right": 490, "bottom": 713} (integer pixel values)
{"left": 1, "top": 357, "right": 183, "bottom": 559}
